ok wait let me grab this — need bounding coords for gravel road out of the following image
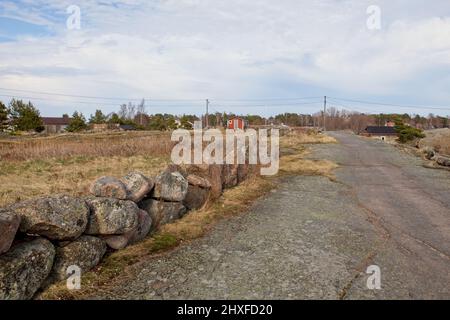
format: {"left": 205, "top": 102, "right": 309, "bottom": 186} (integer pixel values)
{"left": 91, "top": 132, "right": 450, "bottom": 299}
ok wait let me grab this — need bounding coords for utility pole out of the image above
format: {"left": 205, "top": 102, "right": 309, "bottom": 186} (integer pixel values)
{"left": 323, "top": 95, "right": 327, "bottom": 131}
{"left": 205, "top": 99, "right": 209, "bottom": 128}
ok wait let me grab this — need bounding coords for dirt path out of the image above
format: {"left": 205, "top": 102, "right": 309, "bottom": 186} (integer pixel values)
{"left": 91, "top": 132, "right": 450, "bottom": 299}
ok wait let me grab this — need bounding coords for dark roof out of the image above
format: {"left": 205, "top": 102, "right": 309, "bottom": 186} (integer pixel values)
{"left": 365, "top": 126, "right": 397, "bottom": 135}
{"left": 42, "top": 117, "right": 71, "bottom": 125}
{"left": 119, "top": 124, "right": 135, "bottom": 130}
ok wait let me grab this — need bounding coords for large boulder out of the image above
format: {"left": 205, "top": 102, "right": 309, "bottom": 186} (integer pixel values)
{"left": 84, "top": 197, "right": 139, "bottom": 235}
{"left": 49, "top": 236, "right": 106, "bottom": 282}
{"left": 0, "top": 210, "right": 21, "bottom": 254}
{"left": 122, "top": 172, "right": 154, "bottom": 202}
{"left": 90, "top": 176, "right": 128, "bottom": 200}
{"left": 139, "top": 199, "right": 186, "bottom": 230}
{"left": 10, "top": 195, "right": 89, "bottom": 240}
{"left": 153, "top": 171, "right": 188, "bottom": 202}
{"left": 436, "top": 156, "right": 450, "bottom": 167}
{"left": 0, "top": 238, "right": 55, "bottom": 300}
{"left": 130, "top": 209, "right": 152, "bottom": 244}
{"left": 183, "top": 175, "right": 211, "bottom": 210}
{"left": 185, "top": 164, "right": 223, "bottom": 200}
{"left": 102, "top": 210, "right": 152, "bottom": 249}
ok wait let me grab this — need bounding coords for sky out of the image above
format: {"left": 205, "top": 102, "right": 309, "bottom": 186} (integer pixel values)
{"left": 1, "top": 0, "right": 450, "bottom": 117}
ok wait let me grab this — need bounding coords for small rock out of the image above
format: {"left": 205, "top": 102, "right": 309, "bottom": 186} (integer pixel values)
{"left": 153, "top": 171, "right": 188, "bottom": 202}
{"left": 140, "top": 199, "right": 186, "bottom": 230}
{"left": 122, "top": 172, "right": 154, "bottom": 203}
{"left": 436, "top": 156, "right": 450, "bottom": 167}
{"left": 90, "top": 176, "right": 128, "bottom": 200}
{"left": 10, "top": 195, "right": 89, "bottom": 240}
{"left": 0, "top": 238, "right": 55, "bottom": 300}
{"left": 84, "top": 197, "right": 139, "bottom": 235}
{"left": 49, "top": 236, "right": 106, "bottom": 282}
{"left": 0, "top": 210, "right": 21, "bottom": 254}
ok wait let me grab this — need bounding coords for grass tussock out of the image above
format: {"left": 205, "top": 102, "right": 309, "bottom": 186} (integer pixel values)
{"left": 418, "top": 128, "right": 450, "bottom": 156}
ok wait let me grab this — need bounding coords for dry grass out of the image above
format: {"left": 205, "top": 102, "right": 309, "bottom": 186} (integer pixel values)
{"left": 418, "top": 128, "right": 450, "bottom": 156}
{"left": 0, "top": 131, "right": 173, "bottom": 161}
{"left": 0, "top": 131, "right": 173, "bottom": 207}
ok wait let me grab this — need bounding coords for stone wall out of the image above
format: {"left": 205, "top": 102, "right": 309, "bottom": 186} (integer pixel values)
{"left": 0, "top": 163, "right": 255, "bottom": 299}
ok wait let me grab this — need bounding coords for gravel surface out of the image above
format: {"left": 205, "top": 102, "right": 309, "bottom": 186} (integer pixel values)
{"left": 90, "top": 132, "right": 450, "bottom": 299}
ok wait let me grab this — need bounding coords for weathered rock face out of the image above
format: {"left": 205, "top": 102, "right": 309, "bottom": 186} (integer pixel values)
{"left": 183, "top": 175, "right": 211, "bottom": 210}
{"left": 436, "top": 156, "right": 450, "bottom": 167}
{"left": 0, "top": 210, "right": 21, "bottom": 254}
{"left": 153, "top": 171, "right": 188, "bottom": 202}
{"left": 122, "top": 172, "right": 154, "bottom": 202}
{"left": 139, "top": 199, "right": 186, "bottom": 230}
{"left": 222, "top": 164, "right": 238, "bottom": 188}
{"left": 129, "top": 209, "right": 152, "bottom": 244}
{"left": 186, "top": 164, "right": 223, "bottom": 200}
{"left": 10, "top": 195, "right": 89, "bottom": 241}
{"left": 84, "top": 197, "right": 139, "bottom": 235}
{"left": 50, "top": 236, "right": 106, "bottom": 281}
{"left": 102, "top": 209, "right": 152, "bottom": 249}
{"left": 0, "top": 238, "right": 55, "bottom": 300}
{"left": 90, "top": 176, "right": 128, "bottom": 200}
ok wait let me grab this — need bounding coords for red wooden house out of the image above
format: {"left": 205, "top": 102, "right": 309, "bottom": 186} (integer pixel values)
{"left": 227, "top": 117, "right": 246, "bottom": 130}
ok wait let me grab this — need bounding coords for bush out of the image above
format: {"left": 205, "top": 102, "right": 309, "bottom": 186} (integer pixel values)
{"left": 66, "top": 111, "right": 88, "bottom": 132}
{"left": 394, "top": 122, "right": 425, "bottom": 143}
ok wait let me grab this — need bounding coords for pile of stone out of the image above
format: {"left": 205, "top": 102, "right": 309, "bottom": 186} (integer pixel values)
{"left": 0, "top": 163, "right": 253, "bottom": 299}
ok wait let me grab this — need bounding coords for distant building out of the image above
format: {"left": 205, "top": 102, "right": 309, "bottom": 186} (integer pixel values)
{"left": 363, "top": 126, "right": 397, "bottom": 141}
{"left": 119, "top": 124, "right": 136, "bottom": 131}
{"left": 227, "top": 117, "right": 246, "bottom": 130}
{"left": 385, "top": 120, "right": 395, "bottom": 127}
{"left": 42, "top": 115, "right": 71, "bottom": 133}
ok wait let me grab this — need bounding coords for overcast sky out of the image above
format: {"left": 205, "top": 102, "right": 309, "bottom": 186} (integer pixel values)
{"left": 1, "top": 0, "right": 450, "bottom": 117}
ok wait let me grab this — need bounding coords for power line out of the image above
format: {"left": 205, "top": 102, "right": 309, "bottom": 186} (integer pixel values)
{"left": 328, "top": 97, "right": 450, "bottom": 111}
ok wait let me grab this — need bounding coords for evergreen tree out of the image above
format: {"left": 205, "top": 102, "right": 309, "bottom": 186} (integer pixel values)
{"left": 66, "top": 111, "right": 87, "bottom": 132}
{"left": 0, "top": 101, "right": 8, "bottom": 131}
{"left": 8, "top": 99, "right": 44, "bottom": 132}
{"left": 89, "top": 109, "right": 107, "bottom": 124}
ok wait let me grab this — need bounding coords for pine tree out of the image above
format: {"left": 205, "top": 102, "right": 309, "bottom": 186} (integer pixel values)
{"left": 0, "top": 101, "right": 8, "bottom": 131}
{"left": 89, "top": 109, "right": 107, "bottom": 124}
{"left": 66, "top": 111, "right": 87, "bottom": 132}
{"left": 8, "top": 99, "right": 44, "bottom": 132}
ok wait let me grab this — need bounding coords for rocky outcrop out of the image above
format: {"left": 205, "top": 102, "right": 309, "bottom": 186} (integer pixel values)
{"left": 10, "top": 195, "right": 89, "bottom": 240}
{"left": 140, "top": 199, "right": 186, "bottom": 230}
{"left": 49, "top": 236, "right": 106, "bottom": 282}
{"left": 153, "top": 171, "right": 188, "bottom": 202}
{"left": 183, "top": 175, "right": 211, "bottom": 210}
{"left": 0, "top": 210, "right": 20, "bottom": 255}
{"left": 0, "top": 238, "right": 55, "bottom": 300}
{"left": 122, "top": 172, "right": 154, "bottom": 202}
{"left": 90, "top": 176, "right": 128, "bottom": 200}
{"left": 84, "top": 197, "right": 139, "bottom": 235}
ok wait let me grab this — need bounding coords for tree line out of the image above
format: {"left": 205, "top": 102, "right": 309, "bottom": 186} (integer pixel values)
{"left": 1, "top": 98, "right": 448, "bottom": 134}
